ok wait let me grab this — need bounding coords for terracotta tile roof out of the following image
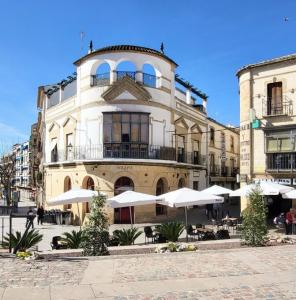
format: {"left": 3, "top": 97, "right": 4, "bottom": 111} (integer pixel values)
{"left": 236, "top": 53, "right": 296, "bottom": 76}
{"left": 74, "top": 44, "right": 178, "bottom": 66}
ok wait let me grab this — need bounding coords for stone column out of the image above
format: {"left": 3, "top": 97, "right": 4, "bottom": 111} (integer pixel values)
{"left": 186, "top": 89, "right": 192, "bottom": 105}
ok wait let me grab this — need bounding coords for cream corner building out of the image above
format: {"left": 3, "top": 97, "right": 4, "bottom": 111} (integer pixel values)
{"left": 237, "top": 53, "right": 296, "bottom": 213}
{"left": 36, "top": 44, "right": 239, "bottom": 224}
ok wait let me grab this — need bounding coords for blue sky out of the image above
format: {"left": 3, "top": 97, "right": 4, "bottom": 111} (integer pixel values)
{"left": 0, "top": 0, "right": 295, "bottom": 153}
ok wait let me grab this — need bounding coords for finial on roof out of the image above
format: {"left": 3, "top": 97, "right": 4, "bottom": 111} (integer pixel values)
{"left": 89, "top": 40, "right": 93, "bottom": 53}
{"left": 160, "top": 42, "right": 164, "bottom": 54}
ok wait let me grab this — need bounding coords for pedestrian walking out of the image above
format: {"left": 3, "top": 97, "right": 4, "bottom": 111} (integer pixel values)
{"left": 26, "top": 208, "right": 34, "bottom": 229}
{"left": 285, "top": 209, "right": 293, "bottom": 235}
{"left": 37, "top": 205, "right": 45, "bottom": 225}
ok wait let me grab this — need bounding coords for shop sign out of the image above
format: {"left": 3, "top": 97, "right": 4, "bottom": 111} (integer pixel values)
{"left": 255, "top": 178, "right": 291, "bottom": 185}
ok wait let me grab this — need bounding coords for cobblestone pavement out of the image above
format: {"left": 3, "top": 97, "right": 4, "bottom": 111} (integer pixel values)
{"left": 0, "top": 245, "right": 296, "bottom": 299}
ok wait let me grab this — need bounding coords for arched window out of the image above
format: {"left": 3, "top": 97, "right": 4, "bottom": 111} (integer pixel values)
{"left": 64, "top": 176, "right": 72, "bottom": 209}
{"left": 178, "top": 178, "right": 185, "bottom": 189}
{"left": 116, "top": 61, "right": 136, "bottom": 81}
{"left": 94, "top": 62, "right": 111, "bottom": 86}
{"left": 142, "top": 63, "right": 157, "bottom": 88}
{"left": 114, "top": 177, "right": 134, "bottom": 195}
{"left": 155, "top": 178, "right": 168, "bottom": 216}
{"left": 82, "top": 176, "right": 95, "bottom": 213}
{"left": 64, "top": 176, "right": 72, "bottom": 192}
{"left": 114, "top": 177, "right": 134, "bottom": 224}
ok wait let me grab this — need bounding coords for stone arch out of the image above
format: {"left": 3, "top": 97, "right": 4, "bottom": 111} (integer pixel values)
{"left": 178, "top": 177, "right": 186, "bottom": 189}
{"left": 111, "top": 172, "right": 138, "bottom": 191}
{"left": 90, "top": 59, "right": 115, "bottom": 76}
{"left": 155, "top": 177, "right": 168, "bottom": 216}
{"left": 142, "top": 61, "right": 162, "bottom": 77}
{"left": 142, "top": 63, "right": 158, "bottom": 88}
{"left": 114, "top": 176, "right": 134, "bottom": 195}
{"left": 113, "top": 176, "right": 135, "bottom": 224}
{"left": 82, "top": 176, "right": 95, "bottom": 216}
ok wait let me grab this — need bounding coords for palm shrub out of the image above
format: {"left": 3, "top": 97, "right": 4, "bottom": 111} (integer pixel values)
{"left": 155, "top": 222, "right": 185, "bottom": 242}
{"left": 2, "top": 229, "right": 43, "bottom": 251}
{"left": 81, "top": 194, "right": 109, "bottom": 256}
{"left": 61, "top": 230, "right": 86, "bottom": 249}
{"left": 241, "top": 187, "right": 268, "bottom": 246}
{"left": 112, "top": 228, "right": 142, "bottom": 246}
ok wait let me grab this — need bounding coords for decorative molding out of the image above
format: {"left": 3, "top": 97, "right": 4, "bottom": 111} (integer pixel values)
{"left": 102, "top": 76, "right": 151, "bottom": 102}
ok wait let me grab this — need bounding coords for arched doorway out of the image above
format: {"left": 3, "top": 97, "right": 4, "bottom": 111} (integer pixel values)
{"left": 82, "top": 176, "right": 95, "bottom": 215}
{"left": 156, "top": 178, "right": 168, "bottom": 216}
{"left": 63, "top": 176, "right": 72, "bottom": 210}
{"left": 178, "top": 178, "right": 185, "bottom": 189}
{"left": 114, "top": 177, "right": 134, "bottom": 223}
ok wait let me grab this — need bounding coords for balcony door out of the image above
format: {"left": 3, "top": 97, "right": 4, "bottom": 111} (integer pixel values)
{"left": 103, "top": 112, "right": 149, "bottom": 159}
{"left": 267, "top": 82, "right": 282, "bottom": 115}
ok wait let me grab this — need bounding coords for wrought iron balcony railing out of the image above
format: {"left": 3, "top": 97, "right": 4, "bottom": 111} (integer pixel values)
{"left": 210, "top": 164, "right": 220, "bottom": 176}
{"left": 266, "top": 152, "right": 296, "bottom": 171}
{"left": 92, "top": 72, "right": 110, "bottom": 86}
{"left": 49, "top": 144, "right": 206, "bottom": 166}
{"left": 116, "top": 71, "right": 136, "bottom": 81}
{"left": 142, "top": 73, "right": 157, "bottom": 88}
{"left": 91, "top": 71, "right": 159, "bottom": 88}
{"left": 262, "top": 96, "right": 293, "bottom": 117}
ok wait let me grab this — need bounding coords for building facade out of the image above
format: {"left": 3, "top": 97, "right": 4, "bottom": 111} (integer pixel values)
{"left": 12, "top": 141, "right": 32, "bottom": 201}
{"left": 237, "top": 53, "right": 296, "bottom": 213}
{"left": 37, "top": 44, "right": 238, "bottom": 224}
{"left": 37, "top": 45, "right": 213, "bottom": 224}
{"left": 207, "top": 118, "right": 239, "bottom": 190}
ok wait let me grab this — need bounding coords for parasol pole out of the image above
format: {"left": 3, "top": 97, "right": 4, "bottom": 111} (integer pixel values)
{"left": 129, "top": 206, "right": 133, "bottom": 228}
{"left": 185, "top": 206, "right": 188, "bottom": 242}
{"left": 77, "top": 202, "right": 81, "bottom": 230}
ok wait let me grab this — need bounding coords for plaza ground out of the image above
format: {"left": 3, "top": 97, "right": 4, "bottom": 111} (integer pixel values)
{"left": 0, "top": 245, "right": 296, "bottom": 299}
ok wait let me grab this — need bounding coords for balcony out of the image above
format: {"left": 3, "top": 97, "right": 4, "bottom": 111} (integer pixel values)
{"left": 92, "top": 71, "right": 159, "bottom": 89}
{"left": 210, "top": 165, "right": 238, "bottom": 177}
{"left": 266, "top": 152, "right": 296, "bottom": 172}
{"left": 49, "top": 144, "right": 206, "bottom": 166}
{"left": 262, "top": 96, "right": 293, "bottom": 117}
{"left": 210, "top": 164, "right": 221, "bottom": 177}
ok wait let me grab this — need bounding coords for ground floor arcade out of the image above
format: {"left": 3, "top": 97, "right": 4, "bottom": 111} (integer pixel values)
{"left": 43, "top": 161, "right": 207, "bottom": 224}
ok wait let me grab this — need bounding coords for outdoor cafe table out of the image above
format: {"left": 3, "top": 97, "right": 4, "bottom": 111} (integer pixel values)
{"left": 195, "top": 227, "right": 213, "bottom": 233}
{"left": 222, "top": 217, "right": 238, "bottom": 222}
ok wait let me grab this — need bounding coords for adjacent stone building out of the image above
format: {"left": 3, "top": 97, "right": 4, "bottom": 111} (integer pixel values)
{"left": 237, "top": 53, "right": 296, "bottom": 213}
{"left": 207, "top": 117, "right": 239, "bottom": 190}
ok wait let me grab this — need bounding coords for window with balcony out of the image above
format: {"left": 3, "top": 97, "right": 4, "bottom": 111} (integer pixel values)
{"left": 103, "top": 112, "right": 149, "bottom": 158}
{"left": 50, "top": 138, "right": 58, "bottom": 162}
{"left": 177, "top": 135, "right": 185, "bottom": 162}
{"left": 266, "top": 130, "right": 296, "bottom": 171}
{"left": 266, "top": 82, "right": 283, "bottom": 116}
{"left": 210, "top": 127, "right": 215, "bottom": 145}
{"left": 230, "top": 136, "right": 234, "bottom": 152}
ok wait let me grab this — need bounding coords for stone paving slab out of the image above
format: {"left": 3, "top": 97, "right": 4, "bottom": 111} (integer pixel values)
{"left": 2, "top": 287, "right": 50, "bottom": 300}
{"left": 50, "top": 285, "right": 96, "bottom": 300}
{"left": 1, "top": 245, "right": 296, "bottom": 299}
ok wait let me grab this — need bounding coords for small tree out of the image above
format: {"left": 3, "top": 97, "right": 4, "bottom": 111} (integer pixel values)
{"left": 81, "top": 193, "right": 109, "bottom": 256}
{"left": 241, "top": 187, "right": 268, "bottom": 246}
{"left": 0, "top": 153, "right": 15, "bottom": 205}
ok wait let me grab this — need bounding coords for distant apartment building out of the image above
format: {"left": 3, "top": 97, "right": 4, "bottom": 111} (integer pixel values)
{"left": 237, "top": 53, "right": 296, "bottom": 213}
{"left": 207, "top": 118, "right": 240, "bottom": 190}
{"left": 13, "top": 141, "right": 31, "bottom": 201}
